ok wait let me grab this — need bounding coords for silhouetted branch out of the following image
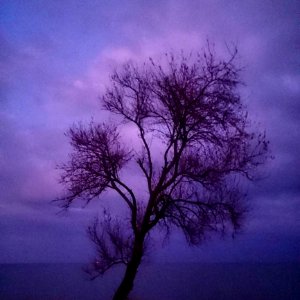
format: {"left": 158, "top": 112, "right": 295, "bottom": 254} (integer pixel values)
{"left": 85, "top": 213, "right": 134, "bottom": 279}
{"left": 58, "top": 122, "right": 132, "bottom": 209}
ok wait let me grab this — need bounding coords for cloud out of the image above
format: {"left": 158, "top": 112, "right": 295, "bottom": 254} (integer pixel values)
{"left": 1, "top": 0, "right": 299, "bottom": 263}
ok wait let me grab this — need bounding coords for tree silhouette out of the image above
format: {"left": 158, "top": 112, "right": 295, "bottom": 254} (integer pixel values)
{"left": 59, "top": 46, "right": 269, "bottom": 300}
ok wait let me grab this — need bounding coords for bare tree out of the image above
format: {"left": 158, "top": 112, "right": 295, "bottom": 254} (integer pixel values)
{"left": 58, "top": 46, "right": 269, "bottom": 300}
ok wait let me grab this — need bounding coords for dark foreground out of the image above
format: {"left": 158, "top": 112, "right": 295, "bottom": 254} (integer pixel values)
{"left": 0, "top": 263, "right": 299, "bottom": 300}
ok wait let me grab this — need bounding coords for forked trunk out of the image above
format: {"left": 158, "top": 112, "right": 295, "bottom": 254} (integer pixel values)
{"left": 112, "top": 236, "right": 144, "bottom": 300}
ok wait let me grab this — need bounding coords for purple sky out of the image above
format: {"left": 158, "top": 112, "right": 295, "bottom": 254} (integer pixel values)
{"left": 1, "top": 0, "right": 299, "bottom": 263}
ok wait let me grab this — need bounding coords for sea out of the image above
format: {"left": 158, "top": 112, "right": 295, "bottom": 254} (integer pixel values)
{"left": 0, "top": 263, "right": 299, "bottom": 300}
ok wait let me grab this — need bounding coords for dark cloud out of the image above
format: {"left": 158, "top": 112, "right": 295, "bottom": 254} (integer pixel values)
{"left": 0, "top": 0, "right": 299, "bottom": 263}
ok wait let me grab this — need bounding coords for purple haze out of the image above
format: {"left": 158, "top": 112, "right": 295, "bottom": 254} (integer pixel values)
{"left": 1, "top": 0, "right": 299, "bottom": 263}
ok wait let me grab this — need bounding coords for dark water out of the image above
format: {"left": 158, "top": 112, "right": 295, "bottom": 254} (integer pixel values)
{"left": 0, "top": 263, "right": 299, "bottom": 300}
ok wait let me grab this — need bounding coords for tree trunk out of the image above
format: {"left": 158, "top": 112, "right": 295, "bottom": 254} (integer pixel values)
{"left": 112, "top": 236, "right": 144, "bottom": 300}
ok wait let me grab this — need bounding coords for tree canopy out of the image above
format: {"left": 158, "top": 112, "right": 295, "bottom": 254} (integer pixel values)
{"left": 59, "top": 46, "right": 269, "bottom": 300}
